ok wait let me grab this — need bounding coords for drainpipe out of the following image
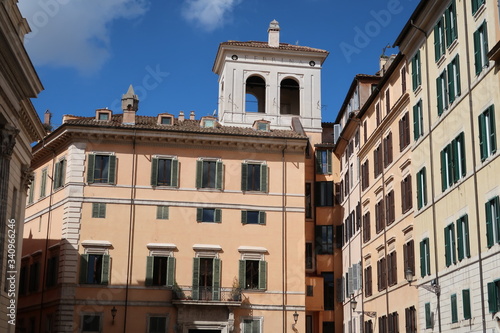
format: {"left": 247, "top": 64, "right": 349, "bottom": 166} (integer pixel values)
{"left": 460, "top": 1, "right": 487, "bottom": 331}
{"left": 282, "top": 140, "right": 288, "bottom": 332}
{"left": 123, "top": 131, "right": 138, "bottom": 333}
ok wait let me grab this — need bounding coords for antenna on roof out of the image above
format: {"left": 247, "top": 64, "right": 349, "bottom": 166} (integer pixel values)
{"left": 212, "top": 109, "right": 217, "bottom": 116}
{"left": 381, "top": 44, "right": 391, "bottom": 57}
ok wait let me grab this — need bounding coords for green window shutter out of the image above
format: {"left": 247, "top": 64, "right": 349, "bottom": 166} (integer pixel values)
{"left": 486, "top": 200, "right": 494, "bottom": 247}
{"left": 101, "top": 255, "right": 110, "bottom": 285}
{"left": 417, "top": 171, "right": 422, "bottom": 209}
{"left": 87, "top": 154, "right": 95, "bottom": 183}
{"left": 258, "top": 211, "right": 266, "bottom": 225}
{"left": 192, "top": 258, "right": 200, "bottom": 300}
{"left": 479, "top": 112, "right": 487, "bottom": 160}
{"left": 458, "top": 133, "right": 466, "bottom": 177}
{"left": 157, "top": 206, "right": 168, "bottom": 220}
{"left": 441, "top": 149, "right": 447, "bottom": 192}
{"left": 412, "top": 56, "right": 417, "bottom": 90}
{"left": 445, "top": 227, "right": 451, "bottom": 267}
{"left": 171, "top": 159, "right": 179, "bottom": 187}
{"left": 451, "top": 224, "right": 456, "bottom": 264}
{"left": 464, "top": 215, "right": 470, "bottom": 257}
{"left": 100, "top": 203, "right": 106, "bottom": 218}
{"left": 447, "top": 62, "right": 455, "bottom": 103}
{"left": 258, "top": 260, "right": 267, "bottom": 290}
{"left": 483, "top": 23, "right": 489, "bottom": 69}
{"left": 216, "top": 161, "right": 223, "bottom": 190}
{"left": 490, "top": 106, "right": 497, "bottom": 154}
{"left": 79, "top": 254, "right": 89, "bottom": 284}
{"left": 196, "top": 160, "right": 203, "bottom": 188}
{"left": 239, "top": 260, "right": 246, "bottom": 289}
{"left": 488, "top": 282, "right": 498, "bottom": 313}
{"left": 166, "top": 257, "right": 176, "bottom": 287}
{"left": 92, "top": 203, "right": 99, "bottom": 218}
{"left": 108, "top": 155, "right": 116, "bottom": 184}
{"left": 426, "top": 240, "right": 431, "bottom": 275}
{"left": 496, "top": 197, "right": 500, "bottom": 243}
{"left": 434, "top": 24, "right": 441, "bottom": 61}
{"left": 474, "top": 29, "right": 481, "bottom": 75}
{"left": 145, "top": 256, "right": 154, "bottom": 286}
{"left": 60, "top": 160, "right": 66, "bottom": 188}
{"left": 425, "top": 303, "right": 431, "bottom": 328}
{"left": 327, "top": 150, "right": 332, "bottom": 174}
{"left": 53, "top": 162, "right": 60, "bottom": 190}
{"left": 28, "top": 178, "right": 35, "bottom": 203}
{"left": 241, "top": 211, "right": 247, "bottom": 225}
{"left": 196, "top": 208, "right": 203, "bottom": 222}
{"left": 260, "top": 164, "right": 268, "bottom": 192}
{"left": 463, "top": 289, "right": 471, "bottom": 319}
{"left": 241, "top": 163, "right": 248, "bottom": 191}
{"left": 151, "top": 157, "right": 159, "bottom": 186}
{"left": 212, "top": 258, "right": 221, "bottom": 300}
{"left": 437, "top": 76, "right": 443, "bottom": 116}
{"left": 457, "top": 219, "right": 464, "bottom": 261}
{"left": 413, "top": 103, "right": 419, "bottom": 141}
{"left": 451, "top": 294, "right": 458, "bottom": 323}
{"left": 422, "top": 168, "right": 427, "bottom": 206}
{"left": 455, "top": 56, "right": 461, "bottom": 96}
{"left": 445, "top": 7, "right": 452, "bottom": 47}
{"left": 214, "top": 209, "right": 222, "bottom": 223}
{"left": 315, "top": 151, "right": 322, "bottom": 173}
{"left": 40, "top": 169, "right": 47, "bottom": 197}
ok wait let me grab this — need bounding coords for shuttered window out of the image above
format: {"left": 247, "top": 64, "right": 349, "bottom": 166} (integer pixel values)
{"left": 473, "top": 21, "right": 488, "bottom": 75}
{"left": 239, "top": 260, "right": 267, "bottom": 290}
{"left": 386, "top": 190, "right": 395, "bottom": 226}
{"left": 316, "top": 150, "right": 332, "bottom": 174}
{"left": 472, "top": 0, "right": 485, "bottom": 15}
{"left": 403, "top": 240, "right": 415, "bottom": 280}
{"left": 444, "top": 223, "right": 457, "bottom": 267}
{"left": 92, "top": 203, "right": 106, "bottom": 218}
{"left": 437, "top": 70, "right": 448, "bottom": 116}
{"left": 315, "top": 181, "right": 333, "bottom": 207}
{"left": 411, "top": 51, "right": 421, "bottom": 91}
{"left": 53, "top": 158, "right": 66, "bottom": 190}
{"left": 413, "top": 100, "right": 423, "bottom": 141}
{"left": 420, "top": 238, "right": 431, "bottom": 277}
{"left": 156, "top": 206, "right": 169, "bottom": 220}
{"left": 383, "top": 132, "right": 393, "bottom": 168}
{"left": 376, "top": 199, "right": 385, "bottom": 233}
{"left": 456, "top": 215, "right": 470, "bottom": 261}
{"left": 363, "top": 212, "right": 371, "bottom": 243}
{"left": 242, "top": 210, "right": 266, "bottom": 225}
{"left": 434, "top": 17, "right": 445, "bottom": 61}
{"left": 241, "top": 162, "right": 268, "bottom": 192}
{"left": 364, "top": 266, "right": 372, "bottom": 297}
{"left": 79, "top": 254, "right": 110, "bottom": 285}
{"left": 361, "top": 160, "right": 369, "bottom": 191}
{"left": 145, "top": 256, "right": 175, "bottom": 287}
{"left": 463, "top": 289, "right": 471, "bottom": 320}
{"left": 447, "top": 55, "right": 461, "bottom": 103}
{"left": 377, "top": 257, "right": 387, "bottom": 291}
{"left": 192, "top": 257, "right": 221, "bottom": 301}
{"left": 485, "top": 196, "right": 500, "bottom": 247}
{"left": 196, "top": 159, "right": 223, "bottom": 189}
{"left": 417, "top": 167, "right": 427, "bottom": 210}
{"left": 401, "top": 175, "right": 413, "bottom": 213}
{"left": 478, "top": 105, "right": 497, "bottom": 161}
{"left": 40, "top": 168, "right": 48, "bottom": 198}
{"left": 451, "top": 294, "right": 458, "bottom": 323}
{"left": 387, "top": 251, "right": 397, "bottom": 287}
{"left": 151, "top": 157, "right": 179, "bottom": 187}
{"left": 87, "top": 153, "right": 116, "bottom": 184}
{"left": 315, "top": 225, "right": 333, "bottom": 254}
{"left": 399, "top": 112, "right": 410, "bottom": 151}
{"left": 425, "top": 303, "right": 432, "bottom": 328}
{"left": 441, "top": 132, "right": 466, "bottom": 191}
{"left": 196, "top": 208, "right": 222, "bottom": 223}
{"left": 445, "top": 1, "right": 458, "bottom": 47}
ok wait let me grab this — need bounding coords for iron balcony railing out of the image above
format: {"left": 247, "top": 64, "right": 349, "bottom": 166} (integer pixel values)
{"left": 172, "top": 286, "right": 241, "bottom": 302}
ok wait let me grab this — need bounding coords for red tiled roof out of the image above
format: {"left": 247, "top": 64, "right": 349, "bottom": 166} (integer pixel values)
{"left": 221, "top": 41, "right": 329, "bottom": 54}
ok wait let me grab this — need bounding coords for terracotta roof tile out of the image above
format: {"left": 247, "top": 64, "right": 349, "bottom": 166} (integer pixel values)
{"left": 221, "top": 41, "right": 329, "bottom": 54}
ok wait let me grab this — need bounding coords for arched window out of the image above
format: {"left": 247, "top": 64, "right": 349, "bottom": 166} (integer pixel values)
{"left": 245, "top": 76, "right": 266, "bottom": 113}
{"left": 280, "top": 78, "right": 300, "bottom": 115}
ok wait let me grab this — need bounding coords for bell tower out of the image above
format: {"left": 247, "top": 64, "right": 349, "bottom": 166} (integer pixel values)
{"left": 212, "top": 20, "right": 329, "bottom": 132}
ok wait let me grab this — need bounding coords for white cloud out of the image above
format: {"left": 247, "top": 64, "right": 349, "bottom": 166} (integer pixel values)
{"left": 18, "top": 0, "right": 149, "bottom": 75}
{"left": 182, "top": 0, "right": 241, "bottom": 32}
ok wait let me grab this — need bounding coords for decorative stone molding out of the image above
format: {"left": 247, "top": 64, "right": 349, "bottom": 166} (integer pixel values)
{"left": 21, "top": 164, "right": 33, "bottom": 191}
{"left": 0, "top": 124, "right": 19, "bottom": 158}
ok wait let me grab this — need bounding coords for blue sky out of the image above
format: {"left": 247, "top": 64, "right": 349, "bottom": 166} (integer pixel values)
{"left": 18, "top": 0, "right": 419, "bottom": 127}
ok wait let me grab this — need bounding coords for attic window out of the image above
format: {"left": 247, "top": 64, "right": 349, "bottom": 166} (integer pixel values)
{"left": 253, "top": 120, "right": 270, "bottom": 132}
{"left": 159, "top": 116, "right": 173, "bottom": 125}
{"left": 201, "top": 117, "right": 216, "bottom": 128}
{"left": 96, "top": 110, "right": 111, "bottom": 121}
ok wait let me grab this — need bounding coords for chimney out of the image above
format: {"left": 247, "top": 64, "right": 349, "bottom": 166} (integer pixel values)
{"left": 268, "top": 20, "right": 280, "bottom": 48}
{"left": 44, "top": 110, "right": 52, "bottom": 126}
{"left": 122, "top": 85, "right": 139, "bottom": 125}
{"left": 189, "top": 111, "right": 195, "bottom": 120}
{"left": 178, "top": 111, "right": 185, "bottom": 122}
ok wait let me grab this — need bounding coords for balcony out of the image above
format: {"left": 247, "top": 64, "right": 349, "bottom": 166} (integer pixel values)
{"left": 172, "top": 286, "right": 242, "bottom": 306}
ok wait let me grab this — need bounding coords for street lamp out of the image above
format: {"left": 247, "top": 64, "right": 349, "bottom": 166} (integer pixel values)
{"left": 111, "top": 306, "right": 117, "bottom": 324}
{"left": 405, "top": 268, "right": 440, "bottom": 295}
{"left": 293, "top": 311, "right": 299, "bottom": 324}
{"left": 351, "top": 296, "right": 376, "bottom": 318}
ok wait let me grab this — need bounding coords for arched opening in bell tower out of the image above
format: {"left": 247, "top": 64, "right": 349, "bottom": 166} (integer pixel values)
{"left": 280, "top": 78, "right": 300, "bottom": 115}
{"left": 245, "top": 76, "right": 266, "bottom": 113}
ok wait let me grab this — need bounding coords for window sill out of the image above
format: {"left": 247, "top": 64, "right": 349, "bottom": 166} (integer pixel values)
{"left": 447, "top": 39, "right": 458, "bottom": 53}
{"left": 436, "top": 54, "right": 446, "bottom": 67}
{"left": 413, "top": 85, "right": 422, "bottom": 96}
{"left": 473, "top": 4, "right": 486, "bottom": 21}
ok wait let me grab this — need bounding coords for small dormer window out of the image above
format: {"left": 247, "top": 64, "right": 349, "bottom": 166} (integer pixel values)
{"left": 98, "top": 113, "right": 109, "bottom": 121}
{"left": 253, "top": 120, "right": 270, "bottom": 132}
{"left": 200, "top": 116, "right": 216, "bottom": 128}
{"left": 157, "top": 113, "right": 174, "bottom": 126}
{"left": 95, "top": 109, "right": 111, "bottom": 121}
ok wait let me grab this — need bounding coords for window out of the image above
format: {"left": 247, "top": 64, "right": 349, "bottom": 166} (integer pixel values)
{"left": 463, "top": 289, "right": 471, "bottom": 320}
{"left": 451, "top": 293, "right": 458, "bottom": 323}
{"left": 316, "top": 150, "right": 332, "bottom": 174}
{"left": 81, "top": 314, "right": 101, "bottom": 333}
{"left": 196, "top": 159, "right": 223, "bottom": 189}
{"left": 377, "top": 257, "right": 387, "bottom": 291}
{"left": 98, "top": 112, "right": 109, "bottom": 121}
{"left": 403, "top": 240, "right": 415, "bottom": 280}
{"left": 160, "top": 116, "right": 172, "bottom": 125}
{"left": 315, "top": 225, "right": 333, "bottom": 254}
{"left": 379, "top": 315, "right": 388, "bottom": 333}
{"left": 241, "top": 210, "right": 265, "bottom": 225}
{"left": 148, "top": 316, "right": 167, "bottom": 333}
{"left": 425, "top": 302, "right": 432, "bottom": 328}
{"left": 486, "top": 196, "right": 500, "bottom": 247}
{"left": 434, "top": 17, "right": 445, "bottom": 61}
{"left": 445, "top": 1, "right": 458, "bottom": 47}
{"left": 385, "top": 190, "right": 395, "bottom": 226}
{"left": 405, "top": 306, "right": 417, "bottom": 333}
{"left": 145, "top": 256, "right": 175, "bottom": 287}
{"left": 441, "top": 132, "right": 466, "bottom": 191}
{"left": 305, "top": 183, "right": 312, "bottom": 219}
{"left": 305, "top": 243, "right": 314, "bottom": 270}
{"left": 255, "top": 121, "right": 270, "bottom": 131}
{"left": 411, "top": 51, "right": 421, "bottom": 91}
{"left": 363, "top": 212, "right": 371, "bottom": 243}
{"left": 365, "top": 320, "right": 374, "bottom": 333}
{"left": 456, "top": 215, "right": 470, "bottom": 260}
{"left": 420, "top": 238, "right": 431, "bottom": 277}
{"left": 447, "top": 55, "right": 461, "bottom": 103}
{"left": 364, "top": 120, "right": 368, "bottom": 143}
{"left": 40, "top": 168, "right": 47, "bottom": 198}
{"left": 243, "top": 318, "right": 262, "bottom": 333}
{"left": 437, "top": 70, "right": 448, "bottom": 115}
{"left": 196, "top": 208, "right": 222, "bottom": 223}
{"left": 241, "top": 162, "right": 268, "bottom": 192}
{"left": 53, "top": 158, "right": 66, "bottom": 190}
{"left": 376, "top": 199, "right": 385, "bottom": 233}
{"left": 417, "top": 167, "right": 427, "bottom": 210}
{"left": 401, "top": 175, "right": 413, "bottom": 213}
{"left": 488, "top": 279, "right": 500, "bottom": 313}
{"left": 193, "top": 257, "right": 222, "bottom": 300}
{"left": 246, "top": 75, "right": 266, "bottom": 113}
{"left": 280, "top": 78, "right": 300, "bottom": 115}
{"left": 201, "top": 117, "right": 216, "bottom": 128}
{"left": 472, "top": 0, "right": 485, "bottom": 15}
{"left": 151, "top": 157, "right": 178, "bottom": 187}
{"left": 413, "top": 100, "right": 424, "bottom": 141}
{"left": 45, "top": 254, "right": 59, "bottom": 288}
{"left": 444, "top": 223, "right": 457, "bottom": 267}
{"left": 401, "top": 66, "right": 407, "bottom": 93}
{"left": 385, "top": 89, "right": 391, "bottom": 114}
{"left": 156, "top": 206, "right": 169, "bottom": 220}
{"left": 306, "top": 315, "right": 313, "bottom": 333}
{"left": 361, "top": 160, "right": 370, "bottom": 191}
{"left": 323, "top": 272, "right": 334, "bottom": 310}
{"left": 28, "top": 261, "right": 40, "bottom": 293}
{"left": 474, "top": 21, "right": 489, "bottom": 75}
{"left": 383, "top": 132, "right": 393, "bottom": 167}
{"left": 92, "top": 203, "right": 106, "bottom": 218}
{"left": 323, "top": 322, "right": 334, "bottom": 332}
{"left": 79, "top": 254, "right": 110, "bottom": 285}
{"left": 87, "top": 153, "right": 116, "bottom": 184}
{"left": 388, "top": 312, "right": 399, "bottom": 333}
{"left": 374, "top": 145, "right": 382, "bottom": 178}
{"left": 376, "top": 103, "right": 381, "bottom": 126}
{"left": 399, "top": 112, "right": 410, "bottom": 151}
{"left": 315, "top": 181, "right": 333, "bottom": 207}
{"left": 28, "top": 177, "right": 35, "bottom": 204}
{"left": 387, "top": 251, "right": 397, "bottom": 286}
{"left": 479, "top": 105, "right": 497, "bottom": 161}
{"left": 365, "top": 266, "right": 372, "bottom": 297}
{"left": 239, "top": 260, "right": 267, "bottom": 290}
